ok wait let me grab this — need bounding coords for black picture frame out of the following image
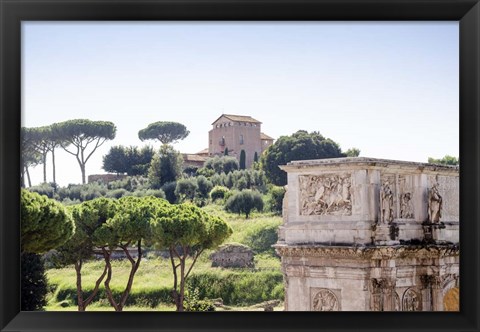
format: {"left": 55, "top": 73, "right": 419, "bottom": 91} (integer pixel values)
{"left": 1, "top": 0, "right": 479, "bottom": 331}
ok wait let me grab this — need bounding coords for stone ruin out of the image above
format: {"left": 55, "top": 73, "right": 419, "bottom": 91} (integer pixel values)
{"left": 210, "top": 243, "right": 255, "bottom": 268}
{"left": 275, "top": 157, "right": 459, "bottom": 311}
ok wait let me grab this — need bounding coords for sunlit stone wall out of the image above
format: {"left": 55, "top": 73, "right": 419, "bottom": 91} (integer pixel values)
{"left": 275, "top": 157, "right": 459, "bottom": 311}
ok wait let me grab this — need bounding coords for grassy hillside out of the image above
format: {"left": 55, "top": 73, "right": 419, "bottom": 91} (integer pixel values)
{"left": 45, "top": 204, "right": 284, "bottom": 311}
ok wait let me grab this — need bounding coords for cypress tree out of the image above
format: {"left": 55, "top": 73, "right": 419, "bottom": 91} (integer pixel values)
{"left": 239, "top": 150, "right": 246, "bottom": 170}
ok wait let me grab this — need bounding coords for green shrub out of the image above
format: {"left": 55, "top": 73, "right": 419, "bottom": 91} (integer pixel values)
{"left": 161, "top": 181, "right": 177, "bottom": 204}
{"left": 267, "top": 186, "right": 286, "bottom": 214}
{"left": 244, "top": 223, "right": 279, "bottom": 254}
{"left": 196, "top": 175, "right": 213, "bottom": 200}
{"left": 225, "top": 190, "right": 264, "bottom": 218}
{"left": 210, "top": 186, "right": 229, "bottom": 201}
{"left": 271, "top": 283, "right": 285, "bottom": 301}
{"left": 183, "top": 165, "right": 198, "bottom": 177}
{"left": 21, "top": 253, "right": 47, "bottom": 311}
{"left": 202, "top": 155, "right": 239, "bottom": 175}
{"left": 28, "top": 183, "right": 56, "bottom": 199}
{"left": 106, "top": 188, "right": 128, "bottom": 199}
{"left": 184, "top": 286, "right": 216, "bottom": 312}
{"left": 175, "top": 178, "right": 198, "bottom": 202}
{"left": 80, "top": 183, "right": 108, "bottom": 201}
{"left": 132, "top": 189, "right": 166, "bottom": 199}
{"left": 54, "top": 285, "right": 173, "bottom": 308}
{"left": 187, "top": 270, "right": 283, "bottom": 306}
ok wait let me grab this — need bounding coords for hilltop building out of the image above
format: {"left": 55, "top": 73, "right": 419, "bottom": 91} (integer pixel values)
{"left": 208, "top": 114, "right": 274, "bottom": 168}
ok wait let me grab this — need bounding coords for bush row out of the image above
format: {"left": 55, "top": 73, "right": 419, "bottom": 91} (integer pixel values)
{"left": 49, "top": 270, "right": 283, "bottom": 308}
{"left": 52, "top": 285, "right": 174, "bottom": 308}
{"left": 186, "top": 270, "right": 284, "bottom": 306}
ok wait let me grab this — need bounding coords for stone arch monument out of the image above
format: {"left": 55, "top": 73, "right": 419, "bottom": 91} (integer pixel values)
{"left": 275, "top": 157, "right": 459, "bottom": 311}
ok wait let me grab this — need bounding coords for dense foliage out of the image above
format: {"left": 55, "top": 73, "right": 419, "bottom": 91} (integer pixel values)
{"left": 20, "top": 189, "right": 74, "bottom": 312}
{"left": 345, "top": 147, "right": 361, "bottom": 157}
{"left": 54, "top": 197, "right": 118, "bottom": 311}
{"left": 266, "top": 185, "right": 286, "bottom": 214}
{"left": 210, "top": 185, "right": 229, "bottom": 201}
{"left": 187, "top": 270, "right": 283, "bottom": 306}
{"left": 225, "top": 190, "right": 264, "bottom": 218}
{"left": 200, "top": 155, "right": 239, "bottom": 175}
{"left": 260, "top": 130, "right": 345, "bottom": 186}
{"left": 148, "top": 145, "right": 183, "bottom": 189}
{"left": 21, "top": 253, "right": 48, "bottom": 311}
{"left": 102, "top": 145, "right": 154, "bottom": 176}
{"left": 45, "top": 206, "right": 283, "bottom": 311}
{"left": 428, "top": 155, "right": 459, "bottom": 166}
{"left": 175, "top": 178, "right": 199, "bottom": 203}
{"left": 21, "top": 189, "right": 74, "bottom": 254}
{"left": 138, "top": 121, "right": 189, "bottom": 145}
{"left": 98, "top": 196, "right": 170, "bottom": 311}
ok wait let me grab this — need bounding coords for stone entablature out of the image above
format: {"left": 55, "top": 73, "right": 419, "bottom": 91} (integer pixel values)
{"left": 279, "top": 157, "right": 459, "bottom": 246}
{"left": 274, "top": 244, "right": 459, "bottom": 260}
{"left": 276, "top": 157, "right": 459, "bottom": 311}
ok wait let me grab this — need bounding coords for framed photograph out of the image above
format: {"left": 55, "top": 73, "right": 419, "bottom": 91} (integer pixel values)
{"left": 1, "top": 0, "right": 479, "bottom": 331}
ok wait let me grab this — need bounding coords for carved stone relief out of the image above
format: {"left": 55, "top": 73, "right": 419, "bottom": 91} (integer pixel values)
{"left": 380, "top": 181, "right": 394, "bottom": 224}
{"left": 394, "top": 292, "right": 401, "bottom": 311}
{"left": 402, "top": 288, "right": 421, "bottom": 311}
{"left": 311, "top": 288, "right": 340, "bottom": 311}
{"left": 399, "top": 193, "right": 414, "bottom": 219}
{"left": 428, "top": 182, "right": 443, "bottom": 223}
{"left": 299, "top": 174, "right": 352, "bottom": 216}
{"left": 370, "top": 278, "right": 396, "bottom": 311}
{"left": 398, "top": 175, "right": 414, "bottom": 219}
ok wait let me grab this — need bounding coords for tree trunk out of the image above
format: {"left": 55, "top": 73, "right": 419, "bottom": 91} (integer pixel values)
{"left": 169, "top": 247, "right": 181, "bottom": 311}
{"left": 103, "top": 244, "right": 143, "bottom": 312}
{"left": 177, "top": 246, "right": 187, "bottom": 312}
{"left": 26, "top": 167, "right": 32, "bottom": 187}
{"left": 51, "top": 149, "right": 56, "bottom": 185}
{"left": 83, "top": 263, "right": 108, "bottom": 308}
{"left": 102, "top": 248, "right": 121, "bottom": 311}
{"left": 118, "top": 242, "right": 142, "bottom": 310}
{"left": 42, "top": 153, "right": 47, "bottom": 183}
{"left": 74, "top": 261, "right": 85, "bottom": 312}
{"left": 80, "top": 163, "right": 86, "bottom": 185}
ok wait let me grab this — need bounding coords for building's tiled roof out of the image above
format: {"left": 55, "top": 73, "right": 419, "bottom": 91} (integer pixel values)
{"left": 183, "top": 154, "right": 209, "bottom": 162}
{"left": 196, "top": 148, "right": 209, "bottom": 155}
{"left": 260, "top": 132, "right": 274, "bottom": 140}
{"left": 212, "top": 114, "right": 262, "bottom": 125}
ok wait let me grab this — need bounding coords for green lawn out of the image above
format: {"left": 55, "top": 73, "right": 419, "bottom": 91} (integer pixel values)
{"left": 45, "top": 205, "right": 284, "bottom": 311}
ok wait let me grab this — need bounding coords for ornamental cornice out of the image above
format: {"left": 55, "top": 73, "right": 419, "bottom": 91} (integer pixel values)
{"left": 274, "top": 244, "right": 459, "bottom": 259}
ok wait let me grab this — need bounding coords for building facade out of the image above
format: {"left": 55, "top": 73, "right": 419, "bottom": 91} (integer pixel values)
{"left": 208, "top": 114, "right": 274, "bottom": 168}
{"left": 275, "top": 157, "right": 459, "bottom": 311}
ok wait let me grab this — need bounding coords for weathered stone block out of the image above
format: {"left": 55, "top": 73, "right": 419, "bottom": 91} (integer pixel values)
{"left": 210, "top": 243, "right": 254, "bottom": 268}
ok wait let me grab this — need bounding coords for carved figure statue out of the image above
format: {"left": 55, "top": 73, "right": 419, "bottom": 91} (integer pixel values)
{"left": 428, "top": 183, "right": 442, "bottom": 223}
{"left": 380, "top": 181, "right": 394, "bottom": 224}
{"left": 402, "top": 289, "right": 420, "bottom": 311}
{"left": 400, "top": 192, "right": 413, "bottom": 219}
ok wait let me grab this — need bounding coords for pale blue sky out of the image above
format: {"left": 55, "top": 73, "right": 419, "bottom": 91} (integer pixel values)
{"left": 22, "top": 22, "right": 459, "bottom": 186}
